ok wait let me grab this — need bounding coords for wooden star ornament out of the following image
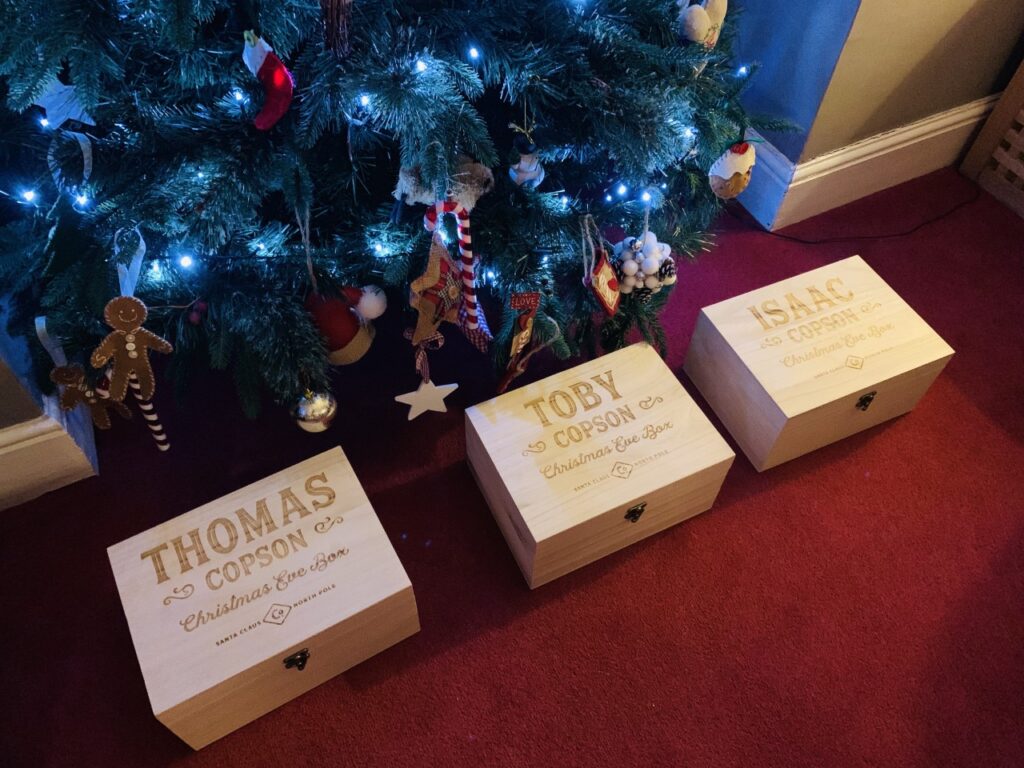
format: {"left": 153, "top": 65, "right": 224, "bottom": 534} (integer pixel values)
{"left": 394, "top": 379, "right": 459, "bottom": 420}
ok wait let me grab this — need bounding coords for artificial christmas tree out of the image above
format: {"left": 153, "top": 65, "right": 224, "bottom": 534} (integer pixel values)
{"left": 0, "top": 0, "right": 781, "bottom": 424}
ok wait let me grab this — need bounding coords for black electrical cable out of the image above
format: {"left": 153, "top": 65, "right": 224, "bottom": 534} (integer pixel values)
{"left": 726, "top": 185, "right": 982, "bottom": 244}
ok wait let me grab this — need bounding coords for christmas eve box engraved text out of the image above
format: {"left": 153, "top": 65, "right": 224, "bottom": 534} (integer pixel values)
{"left": 518, "top": 368, "right": 676, "bottom": 487}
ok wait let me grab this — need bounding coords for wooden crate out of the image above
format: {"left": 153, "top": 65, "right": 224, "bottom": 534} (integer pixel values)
{"left": 466, "top": 343, "right": 734, "bottom": 589}
{"left": 962, "top": 59, "right": 1024, "bottom": 218}
{"left": 684, "top": 255, "right": 953, "bottom": 471}
{"left": 108, "top": 448, "right": 419, "bottom": 749}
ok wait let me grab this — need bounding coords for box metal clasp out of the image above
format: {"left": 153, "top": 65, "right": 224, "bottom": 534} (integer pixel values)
{"left": 624, "top": 502, "right": 647, "bottom": 523}
{"left": 856, "top": 391, "right": 878, "bottom": 411}
{"left": 283, "top": 648, "right": 310, "bottom": 671}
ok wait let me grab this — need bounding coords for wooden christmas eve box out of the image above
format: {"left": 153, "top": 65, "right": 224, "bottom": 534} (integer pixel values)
{"left": 683, "top": 255, "right": 954, "bottom": 471}
{"left": 466, "top": 343, "right": 735, "bottom": 589}
{"left": 107, "top": 447, "right": 419, "bottom": 749}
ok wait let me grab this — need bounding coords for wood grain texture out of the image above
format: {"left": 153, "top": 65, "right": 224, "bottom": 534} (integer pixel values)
{"left": 685, "top": 256, "right": 953, "bottom": 471}
{"left": 107, "top": 447, "right": 418, "bottom": 749}
{"left": 976, "top": 109, "right": 1024, "bottom": 219}
{"left": 466, "top": 343, "right": 734, "bottom": 588}
{"left": 962, "top": 59, "right": 1024, "bottom": 179}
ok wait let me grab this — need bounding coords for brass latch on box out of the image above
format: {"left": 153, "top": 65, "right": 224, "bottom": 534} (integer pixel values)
{"left": 856, "top": 391, "right": 878, "bottom": 411}
{"left": 283, "top": 648, "right": 310, "bottom": 671}
{"left": 624, "top": 502, "right": 647, "bottom": 523}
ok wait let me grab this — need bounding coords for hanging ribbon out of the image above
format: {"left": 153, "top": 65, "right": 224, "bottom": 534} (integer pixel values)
{"left": 581, "top": 215, "right": 598, "bottom": 287}
{"left": 34, "top": 316, "right": 68, "bottom": 368}
{"left": 113, "top": 227, "right": 147, "bottom": 297}
{"left": 402, "top": 328, "right": 445, "bottom": 383}
{"left": 296, "top": 205, "right": 318, "bottom": 292}
{"left": 46, "top": 131, "right": 93, "bottom": 190}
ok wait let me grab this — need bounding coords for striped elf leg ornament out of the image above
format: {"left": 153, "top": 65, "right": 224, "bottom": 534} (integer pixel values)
{"left": 423, "top": 201, "right": 492, "bottom": 352}
{"left": 127, "top": 373, "right": 169, "bottom": 451}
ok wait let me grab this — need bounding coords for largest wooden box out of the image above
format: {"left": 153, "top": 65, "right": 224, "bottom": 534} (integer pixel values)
{"left": 108, "top": 448, "right": 419, "bottom": 749}
{"left": 467, "top": 343, "right": 735, "bottom": 588}
{"left": 684, "top": 255, "right": 954, "bottom": 471}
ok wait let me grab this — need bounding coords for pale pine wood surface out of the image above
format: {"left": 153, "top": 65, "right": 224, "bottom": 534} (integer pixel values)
{"left": 700, "top": 256, "right": 953, "bottom": 417}
{"left": 683, "top": 312, "right": 789, "bottom": 468}
{"left": 686, "top": 255, "right": 953, "bottom": 471}
{"left": 529, "top": 460, "right": 732, "bottom": 588}
{"left": 108, "top": 447, "right": 417, "bottom": 744}
{"left": 466, "top": 421, "right": 537, "bottom": 583}
{"left": 977, "top": 110, "right": 1024, "bottom": 218}
{"left": 962, "top": 60, "right": 1024, "bottom": 180}
{"left": 762, "top": 357, "right": 951, "bottom": 470}
{"left": 160, "top": 587, "right": 419, "bottom": 749}
{"left": 467, "top": 343, "right": 734, "bottom": 587}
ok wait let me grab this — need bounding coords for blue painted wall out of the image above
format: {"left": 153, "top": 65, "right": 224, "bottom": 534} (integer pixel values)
{"left": 734, "top": 1, "right": 862, "bottom": 162}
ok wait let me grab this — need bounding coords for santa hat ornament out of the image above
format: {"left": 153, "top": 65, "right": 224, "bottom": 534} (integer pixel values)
{"left": 242, "top": 30, "right": 295, "bottom": 131}
{"left": 709, "top": 141, "right": 756, "bottom": 200}
{"left": 306, "top": 286, "right": 387, "bottom": 365}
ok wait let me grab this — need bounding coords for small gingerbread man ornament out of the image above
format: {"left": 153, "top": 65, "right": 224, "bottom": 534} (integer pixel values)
{"left": 50, "top": 363, "right": 131, "bottom": 429}
{"left": 90, "top": 296, "right": 172, "bottom": 401}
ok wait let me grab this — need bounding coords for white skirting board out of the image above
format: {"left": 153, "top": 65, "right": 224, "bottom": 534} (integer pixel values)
{"left": 740, "top": 94, "right": 1000, "bottom": 231}
{"left": 0, "top": 396, "right": 97, "bottom": 511}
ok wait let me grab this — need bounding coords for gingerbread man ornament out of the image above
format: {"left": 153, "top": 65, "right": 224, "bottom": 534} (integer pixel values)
{"left": 50, "top": 364, "right": 131, "bottom": 429}
{"left": 90, "top": 296, "right": 172, "bottom": 401}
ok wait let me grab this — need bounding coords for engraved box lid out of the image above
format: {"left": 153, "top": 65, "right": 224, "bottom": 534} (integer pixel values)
{"left": 466, "top": 343, "right": 733, "bottom": 542}
{"left": 700, "top": 255, "right": 954, "bottom": 417}
{"left": 107, "top": 448, "right": 412, "bottom": 717}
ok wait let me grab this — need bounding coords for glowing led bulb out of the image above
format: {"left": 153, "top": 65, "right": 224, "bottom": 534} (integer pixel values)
{"left": 468, "top": 47, "right": 480, "bottom": 60}
{"left": 39, "top": 117, "right": 49, "bottom": 127}
{"left": 415, "top": 59, "right": 428, "bottom": 73}
{"left": 641, "top": 191, "right": 651, "bottom": 202}
{"left": 21, "top": 190, "right": 36, "bottom": 202}
{"left": 359, "top": 94, "right": 370, "bottom": 107}
{"left": 178, "top": 255, "right": 194, "bottom": 268}
{"left": 75, "top": 193, "right": 89, "bottom": 205}
{"left": 233, "top": 90, "right": 244, "bottom": 101}
{"left": 737, "top": 65, "right": 749, "bottom": 76}
{"left": 616, "top": 184, "right": 627, "bottom": 196}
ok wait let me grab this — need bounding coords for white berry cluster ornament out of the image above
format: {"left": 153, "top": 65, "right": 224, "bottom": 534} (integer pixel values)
{"left": 612, "top": 231, "right": 677, "bottom": 303}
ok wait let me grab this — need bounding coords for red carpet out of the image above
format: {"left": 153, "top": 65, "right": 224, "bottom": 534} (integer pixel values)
{"left": 3, "top": 168, "right": 1023, "bottom": 767}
